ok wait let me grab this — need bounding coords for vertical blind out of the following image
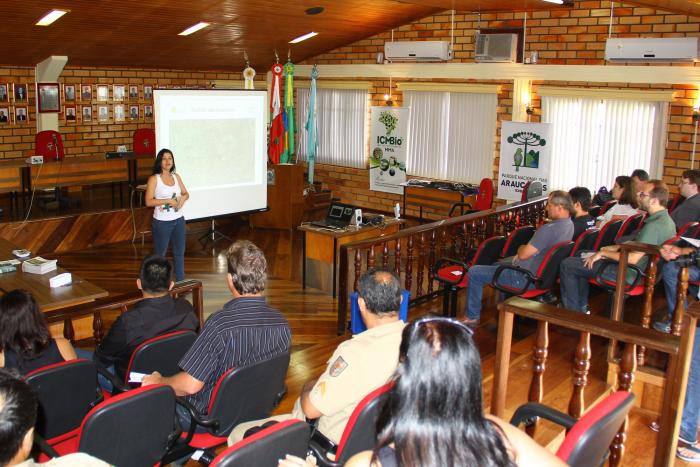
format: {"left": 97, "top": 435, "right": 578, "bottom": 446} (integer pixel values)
{"left": 296, "top": 87, "right": 368, "bottom": 168}
{"left": 404, "top": 90, "right": 497, "bottom": 183}
{"left": 541, "top": 95, "right": 668, "bottom": 191}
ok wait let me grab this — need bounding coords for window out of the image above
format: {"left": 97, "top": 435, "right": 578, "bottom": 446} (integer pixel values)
{"left": 541, "top": 94, "right": 669, "bottom": 191}
{"left": 296, "top": 87, "right": 368, "bottom": 168}
{"left": 403, "top": 89, "right": 497, "bottom": 183}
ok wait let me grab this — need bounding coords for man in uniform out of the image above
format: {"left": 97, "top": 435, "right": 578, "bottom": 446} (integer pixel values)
{"left": 228, "top": 268, "right": 405, "bottom": 446}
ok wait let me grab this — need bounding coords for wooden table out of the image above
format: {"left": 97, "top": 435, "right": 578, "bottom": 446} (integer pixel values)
{"left": 403, "top": 184, "right": 477, "bottom": 222}
{"left": 299, "top": 218, "right": 403, "bottom": 297}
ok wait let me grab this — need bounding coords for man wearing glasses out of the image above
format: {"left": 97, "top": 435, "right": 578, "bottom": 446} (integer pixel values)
{"left": 671, "top": 170, "right": 700, "bottom": 231}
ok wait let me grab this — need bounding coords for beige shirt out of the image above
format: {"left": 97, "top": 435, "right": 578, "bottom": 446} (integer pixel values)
{"left": 17, "top": 453, "right": 111, "bottom": 466}
{"left": 302, "top": 320, "right": 405, "bottom": 444}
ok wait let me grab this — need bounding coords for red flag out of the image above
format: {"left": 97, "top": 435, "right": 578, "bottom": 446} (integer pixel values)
{"left": 268, "top": 63, "right": 284, "bottom": 164}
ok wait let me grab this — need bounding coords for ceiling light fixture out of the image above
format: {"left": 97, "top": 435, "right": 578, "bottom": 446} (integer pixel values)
{"left": 289, "top": 32, "right": 318, "bottom": 44}
{"left": 178, "top": 22, "right": 210, "bottom": 36}
{"left": 36, "top": 9, "right": 68, "bottom": 26}
{"left": 305, "top": 7, "right": 324, "bottom": 15}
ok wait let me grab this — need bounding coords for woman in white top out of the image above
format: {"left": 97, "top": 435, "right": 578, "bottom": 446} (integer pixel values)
{"left": 597, "top": 175, "right": 638, "bottom": 229}
{"left": 145, "top": 149, "right": 190, "bottom": 281}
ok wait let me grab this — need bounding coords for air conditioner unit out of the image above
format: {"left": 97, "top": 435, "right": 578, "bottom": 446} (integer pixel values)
{"left": 474, "top": 33, "right": 518, "bottom": 63}
{"left": 605, "top": 37, "right": 700, "bottom": 62}
{"left": 384, "top": 41, "right": 452, "bottom": 62}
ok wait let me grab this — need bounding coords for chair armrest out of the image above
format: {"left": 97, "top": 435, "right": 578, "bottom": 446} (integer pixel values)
{"left": 175, "top": 397, "right": 220, "bottom": 445}
{"left": 510, "top": 402, "right": 576, "bottom": 430}
{"left": 433, "top": 258, "right": 469, "bottom": 286}
{"left": 491, "top": 264, "right": 537, "bottom": 296}
{"left": 33, "top": 432, "right": 61, "bottom": 459}
{"left": 594, "top": 259, "right": 645, "bottom": 291}
{"left": 308, "top": 430, "right": 340, "bottom": 467}
{"left": 449, "top": 202, "right": 474, "bottom": 217}
{"left": 95, "top": 364, "right": 130, "bottom": 394}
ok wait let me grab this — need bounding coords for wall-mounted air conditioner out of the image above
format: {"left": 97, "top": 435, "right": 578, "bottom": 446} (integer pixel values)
{"left": 605, "top": 37, "right": 700, "bottom": 62}
{"left": 384, "top": 41, "right": 452, "bottom": 62}
{"left": 474, "top": 33, "right": 518, "bottom": 63}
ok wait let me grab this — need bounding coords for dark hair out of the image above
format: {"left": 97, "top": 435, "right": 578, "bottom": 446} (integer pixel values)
{"left": 152, "top": 148, "right": 175, "bottom": 175}
{"left": 682, "top": 170, "right": 700, "bottom": 187}
{"left": 0, "top": 368, "right": 37, "bottom": 465}
{"left": 631, "top": 169, "right": 649, "bottom": 181}
{"left": 357, "top": 269, "right": 401, "bottom": 316}
{"left": 140, "top": 255, "right": 172, "bottom": 294}
{"left": 646, "top": 179, "right": 669, "bottom": 208}
{"left": 226, "top": 240, "right": 267, "bottom": 294}
{"left": 0, "top": 290, "right": 51, "bottom": 359}
{"left": 614, "top": 175, "right": 638, "bottom": 209}
{"left": 374, "top": 318, "right": 515, "bottom": 467}
{"left": 569, "top": 186, "right": 592, "bottom": 212}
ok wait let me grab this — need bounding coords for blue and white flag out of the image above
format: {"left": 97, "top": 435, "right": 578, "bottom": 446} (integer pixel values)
{"left": 305, "top": 65, "right": 319, "bottom": 184}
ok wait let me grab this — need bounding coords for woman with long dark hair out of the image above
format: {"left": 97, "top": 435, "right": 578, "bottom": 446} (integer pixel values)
{"left": 145, "top": 148, "right": 190, "bottom": 282}
{"left": 346, "top": 317, "right": 564, "bottom": 467}
{"left": 0, "top": 290, "right": 77, "bottom": 374}
{"left": 596, "top": 175, "right": 639, "bottom": 228}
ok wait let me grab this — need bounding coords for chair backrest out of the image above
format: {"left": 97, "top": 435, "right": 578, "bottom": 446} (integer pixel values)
{"left": 78, "top": 384, "right": 176, "bottom": 467}
{"left": 210, "top": 419, "right": 310, "bottom": 467}
{"left": 335, "top": 383, "right": 393, "bottom": 464}
{"left": 678, "top": 221, "right": 699, "bottom": 238}
{"left": 520, "top": 181, "right": 543, "bottom": 202}
{"left": 588, "top": 205, "right": 601, "bottom": 218}
{"left": 207, "top": 353, "right": 290, "bottom": 437}
{"left": 615, "top": 213, "right": 644, "bottom": 240}
{"left": 25, "top": 359, "right": 102, "bottom": 441}
{"left": 350, "top": 289, "right": 410, "bottom": 334}
{"left": 599, "top": 199, "right": 618, "bottom": 215}
{"left": 570, "top": 228, "right": 599, "bottom": 257}
{"left": 501, "top": 226, "right": 536, "bottom": 258}
{"left": 533, "top": 241, "right": 574, "bottom": 290}
{"left": 471, "top": 235, "right": 506, "bottom": 266}
{"left": 133, "top": 128, "right": 156, "bottom": 156}
{"left": 557, "top": 391, "right": 635, "bottom": 467}
{"left": 592, "top": 219, "right": 623, "bottom": 250}
{"left": 126, "top": 330, "right": 198, "bottom": 379}
{"left": 475, "top": 177, "right": 494, "bottom": 211}
{"left": 35, "top": 130, "right": 65, "bottom": 161}
{"left": 668, "top": 193, "right": 685, "bottom": 214}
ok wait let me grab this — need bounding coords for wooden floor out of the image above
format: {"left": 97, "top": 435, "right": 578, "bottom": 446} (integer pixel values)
{"left": 47, "top": 219, "right": 681, "bottom": 466}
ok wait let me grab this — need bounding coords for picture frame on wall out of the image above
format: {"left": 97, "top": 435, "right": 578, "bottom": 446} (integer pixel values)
{"left": 0, "top": 84, "right": 7, "bottom": 103}
{"left": 0, "top": 107, "right": 9, "bottom": 124}
{"left": 15, "top": 106, "right": 28, "bottom": 123}
{"left": 65, "top": 104, "right": 77, "bottom": 122}
{"left": 98, "top": 105, "right": 109, "bottom": 122}
{"left": 144, "top": 104, "right": 153, "bottom": 119}
{"left": 114, "top": 104, "right": 125, "bottom": 122}
{"left": 81, "top": 84, "right": 92, "bottom": 101}
{"left": 144, "top": 85, "right": 153, "bottom": 100}
{"left": 96, "top": 85, "right": 109, "bottom": 102}
{"left": 129, "top": 85, "right": 139, "bottom": 100}
{"left": 113, "top": 85, "right": 125, "bottom": 102}
{"left": 129, "top": 105, "right": 139, "bottom": 120}
{"left": 82, "top": 105, "right": 92, "bottom": 122}
{"left": 14, "top": 83, "right": 28, "bottom": 102}
{"left": 37, "top": 83, "right": 61, "bottom": 113}
{"left": 64, "top": 84, "right": 76, "bottom": 102}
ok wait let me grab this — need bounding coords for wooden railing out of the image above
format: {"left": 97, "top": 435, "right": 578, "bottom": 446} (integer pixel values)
{"left": 335, "top": 197, "right": 548, "bottom": 334}
{"left": 492, "top": 296, "right": 697, "bottom": 467}
{"left": 44, "top": 279, "right": 204, "bottom": 344}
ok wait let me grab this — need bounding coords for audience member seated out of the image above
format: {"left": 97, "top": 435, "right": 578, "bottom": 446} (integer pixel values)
{"left": 344, "top": 317, "right": 565, "bottom": 467}
{"left": 229, "top": 268, "right": 405, "bottom": 446}
{"left": 0, "top": 368, "right": 109, "bottom": 466}
{"left": 596, "top": 175, "right": 638, "bottom": 229}
{"left": 569, "top": 186, "right": 595, "bottom": 240}
{"left": 143, "top": 240, "right": 291, "bottom": 431}
{"left": 671, "top": 170, "right": 700, "bottom": 231}
{"left": 631, "top": 169, "right": 650, "bottom": 194}
{"left": 560, "top": 180, "right": 676, "bottom": 313}
{"left": 0, "top": 290, "right": 76, "bottom": 374}
{"left": 654, "top": 243, "right": 700, "bottom": 333}
{"left": 461, "top": 191, "right": 574, "bottom": 326}
{"left": 91, "top": 255, "right": 199, "bottom": 389}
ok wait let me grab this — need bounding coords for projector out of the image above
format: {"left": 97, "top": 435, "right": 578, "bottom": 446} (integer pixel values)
{"left": 26, "top": 156, "right": 43, "bottom": 165}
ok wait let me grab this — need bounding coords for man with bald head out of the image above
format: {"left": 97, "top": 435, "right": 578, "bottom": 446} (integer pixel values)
{"left": 229, "top": 268, "right": 405, "bottom": 446}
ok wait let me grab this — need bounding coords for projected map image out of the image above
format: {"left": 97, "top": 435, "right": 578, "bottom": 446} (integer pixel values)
{"left": 170, "top": 118, "right": 257, "bottom": 188}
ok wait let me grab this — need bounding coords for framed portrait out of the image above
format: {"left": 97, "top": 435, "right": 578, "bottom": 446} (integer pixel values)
{"left": 37, "top": 83, "right": 61, "bottom": 113}
{"left": 96, "top": 85, "right": 109, "bottom": 102}
{"left": 129, "top": 85, "right": 139, "bottom": 100}
{"left": 0, "top": 84, "right": 7, "bottom": 103}
{"left": 114, "top": 104, "right": 125, "bottom": 122}
{"left": 0, "top": 106, "right": 8, "bottom": 124}
{"left": 64, "top": 84, "right": 76, "bottom": 102}
{"left": 129, "top": 105, "right": 139, "bottom": 120}
{"left": 97, "top": 105, "right": 109, "bottom": 122}
{"left": 113, "top": 85, "right": 125, "bottom": 102}
{"left": 82, "top": 105, "right": 92, "bottom": 123}
{"left": 144, "top": 85, "right": 153, "bottom": 100}
{"left": 14, "top": 83, "right": 28, "bottom": 102}
{"left": 144, "top": 104, "right": 153, "bottom": 119}
{"left": 15, "top": 106, "right": 28, "bottom": 123}
{"left": 81, "top": 84, "right": 92, "bottom": 101}
{"left": 64, "top": 104, "right": 77, "bottom": 122}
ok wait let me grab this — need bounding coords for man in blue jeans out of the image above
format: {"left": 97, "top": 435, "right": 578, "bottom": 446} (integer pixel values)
{"left": 461, "top": 190, "right": 574, "bottom": 326}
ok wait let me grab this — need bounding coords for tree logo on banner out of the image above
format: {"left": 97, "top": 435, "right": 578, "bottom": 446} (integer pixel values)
{"left": 507, "top": 131, "right": 546, "bottom": 172}
{"left": 379, "top": 111, "right": 398, "bottom": 135}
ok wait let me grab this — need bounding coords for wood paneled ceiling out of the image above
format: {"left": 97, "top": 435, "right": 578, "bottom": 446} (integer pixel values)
{"left": 0, "top": 0, "right": 698, "bottom": 72}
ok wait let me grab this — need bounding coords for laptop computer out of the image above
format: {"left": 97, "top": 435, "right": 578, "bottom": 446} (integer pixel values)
{"left": 310, "top": 202, "right": 355, "bottom": 230}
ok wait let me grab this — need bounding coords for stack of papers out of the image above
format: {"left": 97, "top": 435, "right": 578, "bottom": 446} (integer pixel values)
{"left": 22, "top": 257, "right": 58, "bottom": 274}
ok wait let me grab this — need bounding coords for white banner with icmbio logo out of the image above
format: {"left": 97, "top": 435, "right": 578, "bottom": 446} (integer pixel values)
{"left": 498, "top": 121, "right": 552, "bottom": 201}
{"left": 369, "top": 106, "right": 408, "bottom": 195}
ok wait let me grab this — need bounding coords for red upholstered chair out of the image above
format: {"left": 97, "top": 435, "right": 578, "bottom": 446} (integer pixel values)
{"left": 35, "top": 130, "right": 65, "bottom": 161}
{"left": 598, "top": 199, "right": 618, "bottom": 215}
{"left": 592, "top": 219, "right": 624, "bottom": 251}
{"left": 668, "top": 193, "right": 685, "bottom": 214}
{"left": 510, "top": 391, "right": 635, "bottom": 467}
{"left": 614, "top": 212, "right": 645, "bottom": 241}
{"left": 447, "top": 178, "right": 494, "bottom": 216}
{"left": 678, "top": 221, "right": 700, "bottom": 238}
{"left": 133, "top": 128, "right": 156, "bottom": 156}
{"left": 125, "top": 330, "right": 197, "bottom": 381}
{"left": 570, "top": 228, "right": 599, "bottom": 258}
{"left": 210, "top": 419, "right": 311, "bottom": 467}
{"left": 309, "top": 383, "right": 393, "bottom": 467}
{"left": 520, "top": 181, "right": 543, "bottom": 202}
{"left": 501, "top": 225, "right": 536, "bottom": 258}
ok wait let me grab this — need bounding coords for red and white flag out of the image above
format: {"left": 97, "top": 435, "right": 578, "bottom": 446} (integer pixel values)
{"left": 268, "top": 63, "right": 284, "bottom": 164}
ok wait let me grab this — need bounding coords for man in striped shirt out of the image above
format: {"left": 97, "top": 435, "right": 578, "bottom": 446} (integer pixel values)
{"left": 142, "top": 240, "right": 291, "bottom": 427}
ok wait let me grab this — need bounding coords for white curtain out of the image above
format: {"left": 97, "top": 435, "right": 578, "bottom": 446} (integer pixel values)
{"left": 404, "top": 90, "right": 497, "bottom": 183}
{"left": 296, "top": 88, "right": 368, "bottom": 168}
{"left": 542, "top": 95, "right": 668, "bottom": 191}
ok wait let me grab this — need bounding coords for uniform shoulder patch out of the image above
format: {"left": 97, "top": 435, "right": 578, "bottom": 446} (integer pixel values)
{"left": 329, "top": 356, "right": 348, "bottom": 377}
